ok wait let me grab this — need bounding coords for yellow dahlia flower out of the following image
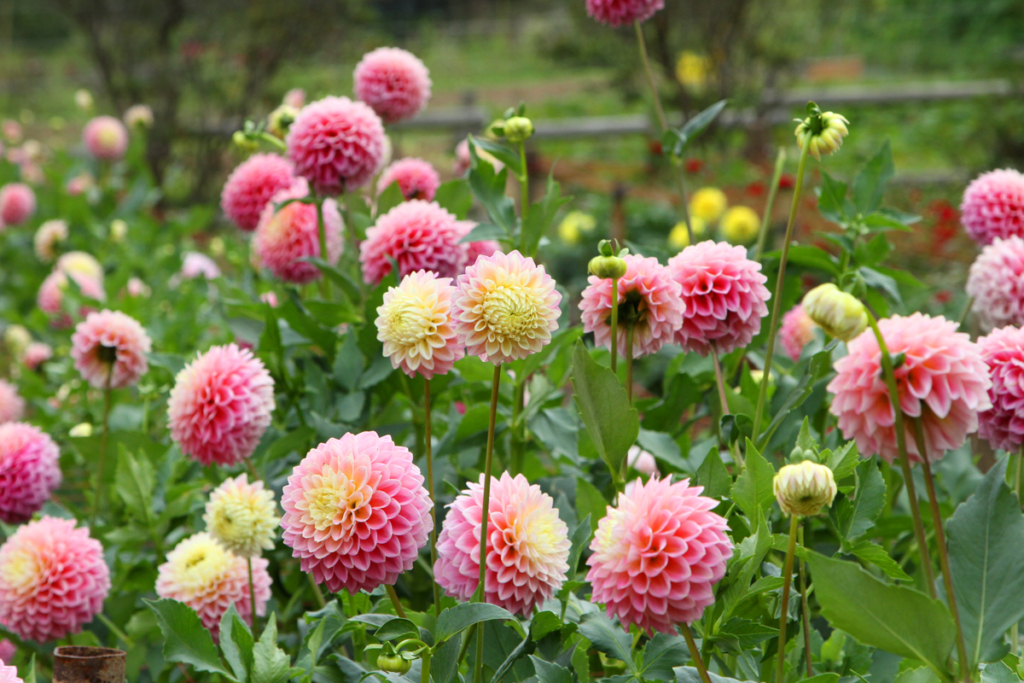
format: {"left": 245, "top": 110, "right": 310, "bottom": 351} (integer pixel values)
{"left": 668, "top": 217, "right": 706, "bottom": 250}
{"left": 203, "top": 474, "right": 279, "bottom": 557}
{"left": 376, "top": 270, "right": 464, "bottom": 379}
{"left": 721, "top": 206, "right": 760, "bottom": 244}
{"left": 689, "top": 187, "right": 727, "bottom": 224}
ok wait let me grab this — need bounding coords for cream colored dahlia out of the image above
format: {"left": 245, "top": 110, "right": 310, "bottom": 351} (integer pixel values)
{"left": 376, "top": 270, "right": 464, "bottom": 379}
{"left": 204, "top": 475, "right": 279, "bottom": 558}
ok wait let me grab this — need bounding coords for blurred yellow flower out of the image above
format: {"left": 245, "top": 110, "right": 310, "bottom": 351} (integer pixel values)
{"left": 721, "top": 206, "right": 760, "bottom": 244}
{"left": 668, "top": 216, "right": 706, "bottom": 250}
{"left": 689, "top": 188, "right": 728, "bottom": 224}
{"left": 676, "top": 52, "right": 711, "bottom": 89}
{"left": 558, "top": 211, "right": 597, "bottom": 245}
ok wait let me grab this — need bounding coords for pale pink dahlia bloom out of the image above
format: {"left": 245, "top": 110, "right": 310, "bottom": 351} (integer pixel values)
{"left": 0, "top": 423, "right": 61, "bottom": 524}
{"left": 966, "top": 236, "right": 1024, "bottom": 331}
{"left": 580, "top": 254, "right": 683, "bottom": 358}
{"left": 220, "top": 153, "right": 296, "bottom": 232}
{"left": 586, "top": 0, "right": 664, "bottom": 27}
{"left": 828, "top": 313, "right": 992, "bottom": 464}
{"left": 0, "top": 184, "right": 35, "bottom": 226}
{"left": 181, "top": 252, "right": 221, "bottom": 280}
{"left": 70, "top": 310, "right": 151, "bottom": 389}
{"left": 435, "top": 473, "right": 570, "bottom": 616}
{"left": 360, "top": 200, "right": 463, "bottom": 285}
{"left": 38, "top": 251, "right": 106, "bottom": 316}
{"left": 378, "top": 158, "right": 441, "bottom": 201}
{"left": 454, "top": 139, "right": 471, "bottom": 176}
{"left": 34, "top": 219, "right": 68, "bottom": 262}
{"left": 376, "top": 270, "right": 464, "bottom": 379}
{"left": 0, "top": 517, "right": 110, "bottom": 643}
{"left": 960, "top": 169, "right": 1024, "bottom": 245}
{"left": 287, "top": 96, "right": 385, "bottom": 194}
{"left": 0, "top": 381, "right": 24, "bottom": 424}
{"left": 156, "top": 532, "right": 271, "bottom": 642}
{"left": 586, "top": 477, "right": 732, "bottom": 634}
{"left": 252, "top": 179, "right": 343, "bottom": 284}
{"left": 667, "top": 241, "right": 770, "bottom": 356}
{"left": 23, "top": 342, "right": 52, "bottom": 370}
{"left": 780, "top": 304, "right": 818, "bottom": 362}
{"left": 168, "top": 344, "right": 275, "bottom": 467}
{"left": 977, "top": 326, "right": 1024, "bottom": 452}
{"left": 0, "top": 639, "right": 15, "bottom": 665}
{"left": 353, "top": 47, "right": 432, "bottom": 124}
{"left": 281, "top": 432, "right": 432, "bottom": 594}
{"left": 454, "top": 250, "right": 562, "bottom": 364}
{"left": 82, "top": 116, "right": 128, "bottom": 161}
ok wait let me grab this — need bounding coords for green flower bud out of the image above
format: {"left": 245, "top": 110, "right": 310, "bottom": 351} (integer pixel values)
{"left": 232, "top": 130, "right": 258, "bottom": 151}
{"left": 773, "top": 460, "right": 837, "bottom": 516}
{"left": 504, "top": 116, "right": 534, "bottom": 143}
{"left": 801, "top": 283, "right": 868, "bottom": 341}
{"left": 589, "top": 255, "right": 628, "bottom": 280}
{"left": 377, "top": 655, "right": 412, "bottom": 675}
{"left": 267, "top": 104, "right": 299, "bottom": 140}
{"left": 794, "top": 103, "right": 849, "bottom": 161}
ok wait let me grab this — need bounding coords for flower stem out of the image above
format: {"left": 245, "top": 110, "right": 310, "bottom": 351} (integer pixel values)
{"left": 865, "top": 311, "right": 936, "bottom": 596}
{"left": 625, "top": 326, "right": 634, "bottom": 405}
{"left": 510, "top": 379, "right": 525, "bottom": 476}
{"left": 913, "top": 419, "right": 971, "bottom": 683}
{"left": 519, "top": 142, "right": 530, "bottom": 254}
{"left": 610, "top": 277, "right": 619, "bottom": 374}
{"left": 385, "top": 584, "right": 408, "bottom": 619}
{"left": 91, "top": 366, "right": 114, "bottom": 527}
{"left": 755, "top": 148, "right": 788, "bottom": 262}
{"left": 97, "top": 612, "right": 134, "bottom": 648}
{"left": 248, "top": 556, "right": 258, "bottom": 634}
{"left": 424, "top": 380, "right": 441, "bottom": 617}
{"left": 474, "top": 364, "right": 502, "bottom": 683}
{"left": 711, "top": 346, "right": 744, "bottom": 468}
{"left": 316, "top": 198, "right": 329, "bottom": 300}
{"left": 1014, "top": 446, "right": 1022, "bottom": 655}
{"left": 958, "top": 296, "right": 974, "bottom": 328}
{"left": 798, "top": 525, "right": 813, "bottom": 678}
{"left": 680, "top": 622, "right": 713, "bottom": 683}
{"left": 420, "top": 647, "right": 432, "bottom": 683}
{"left": 752, "top": 143, "right": 810, "bottom": 443}
{"left": 308, "top": 573, "right": 326, "bottom": 609}
{"left": 776, "top": 514, "right": 800, "bottom": 683}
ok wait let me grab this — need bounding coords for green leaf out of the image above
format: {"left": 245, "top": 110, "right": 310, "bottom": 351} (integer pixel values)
{"left": 571, "top": 342, "right": 640, "bottom": 480}
{"left": 252, "top": 614, "right": 291, "bottom": 683}
{"left": 564, "top": 515, "right": 592, "bottom": 582}
{"left": 637, "top": 429, "right": 688, "bottom": 471}
{"left": 762, "top": 245, "right": 840, "bottom": 275}
{"left": 758, "top": 339, "right": 840, "bottom": 449}
{"left": 220, "top": 604, "right": 254, "bottom": 683}
{"left": 116, "top": 447, "right": 154, "bottom": 525}
{"left": 848, "top": 540, "right": 912, "bottom": 581}
{"left": 458, "top": 223, "right": 506, "bottom": 244}
{"left": 696, "top": 448, "right": 731, "bottom": 499}
{"left": 374, "top": 618, "right": 419, "bottom": 642}
{"left": 707, "top": 618, "right": 776, "bottom": 654}
{"left": 145, "top": 598, "right": 234, "bottom": 678}
{"left": 980, "top": 661, "right": 1018, "bottom": 683}
{"left": 575, "top": 478, "right": 607, "bottom": 533}
{"left": 730, "top": 439, "right": 775, "bottom": 519}
{"left": 675, "top": 667, "right": 744, "bottom": 683}
{"left": 817, "top": 172, "right": 848, "bottom": 223}
{"left": 837, "top": 460, "right": 886, "bottom": 542}
{"left": 471, "top": 138, "right": 523, "bottom": 176}
{"left": 806, "top": 553, "right": 955, "bottom": 679}
{"left": 852, "top": 140, "right": 895, "bottom": 214}
{"left": 435, "top": 179, "right": 473, "bottom": 218}
{"left": 947, "top": 458, "right": 1024, "bottom": 666}
{"left": 530, "top": 657, "right": 572, "bottom": 683}
{"left": 23, "top": 656, "right": 36, "bottom": 683}
{"left": 431, "top": 635, "right": 462, "bottom": 683}
{"left": 894, "top": 668, "right": 940, "bottom": 683}
{"left": 578, "top": 612, "right": 638, "bottom": 674}
{"left": 640, "top": 633, "right": 690, "bottom": 681}
{"left": 468, "top": 137, "right": 516, "bottom": 234}
{"left": 664, "top": 100, "right": 728, "bottom": 156}
{"left": 435, "top": 603, "right": 513, "bottom": 643}
{"left": 376, "top": 182, "right": 405, "bottom": 216}
{"left": 522, "top": 172, "right": 572, "bottom": 256}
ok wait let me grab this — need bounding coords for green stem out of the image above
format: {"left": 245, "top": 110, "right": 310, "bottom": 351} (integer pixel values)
{"left": 97, "top": 612, "right": 134, "bottom": 648}
{"left": 316, "top": 198, "right": 329, "bottom": 300}
{"left": 91, "top": 366, "right": 114, "bottom": 527}
{"left": 474, "top": 364, "right": 502, "bottom": 683}
{"left": 711, "top": 346, "right": 743, "bottom": 468}
{"left": 776, "top": 515, "right": 799, "bottom": 683}
{"left": 1014, "top": 446, "right": 1022, "bottom": 656}
{"left": 308, "top": 573, "right": 326, "bottom": 609}
{"left": 610, "top": 276, "right": 619, "bottom": 374}
{"left": 420, "top": 648, "right": 432, "bottom": 683}
{"left": 680, "top": 622, "right": 712, "bottom": 683}
{"left": 519, "top": 142, "right": 530, "bottom": 254}
{"left": 798, "top": 526, "right": 813, "bottom": 678}
{"left": 458, "top": 624, "right": 477, "bottom": 666}
{"left": 755, "top": 148, "right": 788, "bottom": 262}
{"left": 425, "top": 380, "right": 441, "bottom": 618}
{"left": 511, "top": 378, "right": 525, "bottom": 476}
{"left": 752, "top": 143, "right": 810, "bottom": 442}
{"left": 386, "top": 584, "right": 408, "bottom": 619}
{"left": 625, "top": 326, "right": 634, "bottom": 405}
{"left": 248, "top": 557, "right": 258, "bottom": 634}
{"left": 245, "top": 457, "right": 261, "bottom": 483}
{"left": 958, "top": 296, "right": 974, "bottom": 328}
{"left": 865, "top": 311, "right": 936, "bottom": 596}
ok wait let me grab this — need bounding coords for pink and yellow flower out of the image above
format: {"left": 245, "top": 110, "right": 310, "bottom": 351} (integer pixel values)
{"left": 0, "top": 423, "right": 61, "bottom": 524}
{"left": 70, "top": 310, "right": 151, "bottom": 389}
{"left": 376, "top": 270, "right": 464, "bottom": 379}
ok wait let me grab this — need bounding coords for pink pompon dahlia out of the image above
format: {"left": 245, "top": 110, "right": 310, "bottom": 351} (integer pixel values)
{"left": 156, "top": 533, "right": 271, "bottom": 642}
{"left": 0, "top": 423, "right": 61, "bottom": 524}
{"left": 168, "top": 344, "right": 275, "bottom": 467}
{"left": 181, "top": 252, "right": 221, "bottom": 281}
{"left": 977, "top": 326, "right": 1024, "bottom": 452}
{"left": 966, "top": 236, "right": 1024, "bottom": 331}
{"left": 828, "top": 313, "right": 992, "bottom": 464}
{"left": 281, "top": 432, "right": 432, "bottom": 594}
{"left": 454, "top": 250, "right": 562, "bottom": 364}
{"left": 39, "top": 251, "right": 106, "bottom": 317}
{"left": 0, "top": 639, "right": 15, "bottom": 665}
{"left": 580, "top": 254, "right": 684, "bottom": 358}
{"left": 960, "top": 169, "right": 1024, "bottom": 245}
{"left": 378, "top": 158, "right": 441, "bottom": 201}
{"left": 435, "top": 473, "right": 570, "bottom": 617}
{"left": 0, "top": 380, "right": 24, "bottom": 425}
{"left": 586, "top": 477, "right": 732, "bottom": 634}
{"left": 360, "top": 200, "right": 464, "bottom": 285}
{"left": 586, "top": 0, "right": 664, "bottom": 27}
{"left": 0, "top": 517, "right": 110, "bottom": 643}
{"left": 252, "top": 179, "right": 344, "bottom": 284}
{"left": 376, "top": 270, "right": 464, "bottom": 379}
{"left": 780, "top": 304, "right": 818, "bottom": 362}
{"left": 353, "top": 47, "right": 432, "bottom": 124}
{"left": 220, "top": 154, "right": 296, "bottom": 232}
{"left": 667, "top": 240, "right": 770, "bottom": 356}
{"left": 70, "top": 310, "right": 151, "bottom": 389}
{"left": 82, "top": 116, "right": 129, "bottom": 161}
{"left": 454, "top": 139, "right": 471, "bottom": 176}
{"left": 0, "top": 184, "right": 35, "bottom": 226}
{"left": 23, "top": 342, "right": 52, "bottom": 370}
{"left": 287, "top": 96, "right": 386, "bottom": 194}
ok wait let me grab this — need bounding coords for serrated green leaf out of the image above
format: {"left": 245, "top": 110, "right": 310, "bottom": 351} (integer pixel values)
{"left": 731, "top": 439, "right": 775, "bottom": 519}
{"left": 116, "top": 446, "right": 154, "bottom": 524}
{"left": 575, "top": 478, "right": 607, "bottom": 533}
{"left": 530, "top": 657, "right": 572, "bottom": 683}
{"left": 640, "top": 633, "right": 690, "bottom": 681}
{"left": 578, "top": 612, "right": 638, "bottom": 674}
{"left": 848, "top": 540, "right": 912, "bottom": 581}
{"left": 571, "top": 342, "right": 639, "bottom": 480}
{"left": 145, "top": 598, "right": 234, "bottom": 678}
{"left": 252, "top": 614, "right": 291, "bottom": 683}
{"left": 838, "top": 460, "right": 886, "bottom": 542}
{"left": 675, "top": 667, "right": 744, "bottom": 683}
{"left": 522, "top": 172, "right": 572, "bottom": 256}
{"left": 980, "top": 661, "right": 1017, "bottom": 683}
{"left": 637, "top": 429, "right": 688, "bottom": 471}
{"left": 435, "top": 603, "right": 513, "bottom": 643}
{"left": 696, "top": 448, "right": 731, "bottom": 499}
{"left": 817, "top": 172, "right": 848, "bottom": 224}
{"left": 468, "top": 137, "right": 516, "bottom": 234}
{"left": 852, "top": 141, "right": 894, "bottom": 214}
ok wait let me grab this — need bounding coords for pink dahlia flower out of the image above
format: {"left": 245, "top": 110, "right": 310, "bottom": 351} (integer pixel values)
{"left": 220, "top": 154, "right": 296, "bottom": 232}
{"left": 284, "top": 88, "right": 306, "bottom": 109}
{"left": 966, "top": 236, "right": 1024, "bottom": 331}
{"left": 252, "top": 179, "right": 343, "bottom": 284}
{"left": 353, "top": 47, "right": 432, "bottom": 124}
{"left": 454, "top": 250, "right": 562, "bottom": 364}
{"left": 580, "top": 254, "right": 684, "bottom": 358}
{"left": 378, "top": 158, "right": 441, "bottom": 201}
{"left": 38, "top": 251, "right": 106, "bottom": 317}
{"left": 360, "top": 200, "right": 463, "bottom": 285}
{"left": 454, "top": 139, "right": 471, "bottom": 176}
{"left": 0, "top": 423, "right": 61, "bottom": 524}
{"left": 667, "top": 240, "right": 770, "bottom": 356}
{"left": 168, "top": 344, "right": 275, "bottom": 467}
{"left": 960, "top": 169, "right": 1024, "bottom": 245}
{"left": 0, "top": 380, "right": 24, "bottom": 424}
{"left": 828, "top": 313, "right": 992, "bottom": 464}
{"left": 287, "top": 96, "right": 385, "bottom": 194}
{"left": 977, "top": 326, "right": 1024, "bottom": 452}
{"left": 82, "top": 116, "right": 129, "bottom": 161}
{"left": 435, "top": 473, "right": 570, "bottom": 617}
{"left": 587, "top": 477, "right": 732, "bottom": 633}
{"left": 586, "top": 0, "right": 664, "bottom": 27}
{"left": 376, "top": 270, "right": 464, "bottom": 379}
{"left": 0, "top": 517, "right": 110, "bottom": 643}
{"left": 34, "top": 219, "right": 68, "bottom": 262}
{"left": 780, "top": 304, "right": 818, "bottom": 362}
{"left": 0, "top": 640, "right": 15, "bottom": 665}
{"left": 280, "top": 432, "right": 432, "bottom": 594}
{"left": 23, "top": 342, "right": 53, "bottom": 370}
{"left": 156, "top": 533, "right": 271, "bottom": 642}
{"left": 181, "top": 252, "right": 221, "bottom": 280}
{"left": 70, "top": 310, "right": 151, "bottom": 389}
{"left": 0, "top": 184, "right": 35, "bottom": 226}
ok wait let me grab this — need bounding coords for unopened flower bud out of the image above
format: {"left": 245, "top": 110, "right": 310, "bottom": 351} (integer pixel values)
{"left": 377, "top": 655, "right": 411, "bottom": 675}
{"left": 795, "top": 103, "right": 849, "bottom": 161}
{"left": 232, "top": 131, "right": 257, "bottom": 151}
{"left": 4, "top": 325, "right": 31, "bottom": 358}
{"left": 504, "top": 116, "right": 534, "bottom": 143}
{"left": 589, "top": 254, "right": 627, "bottom": 280}
{"left": 801, "top": 283, "right": 867, "bottom": 341}
{"left": 110, "top": 219, "right": 128, "bottom": 243}
{"left": 69, "top": 423, "right": 94, "bottom": 438}
{"left": 74, "top": 89, "right": 94, "bottom": 112}
{"left": 773, "top": 460, "right": 837, "bottom": 516}
{"left": 267, "top": 104, "right": 298, "bottom": 140}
